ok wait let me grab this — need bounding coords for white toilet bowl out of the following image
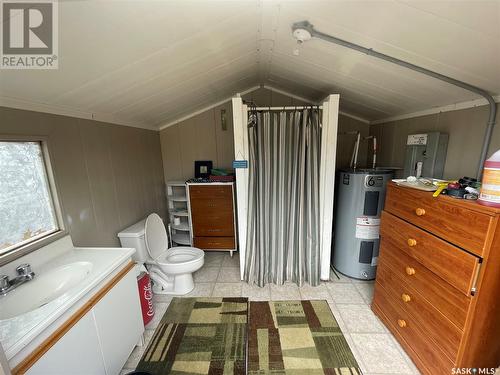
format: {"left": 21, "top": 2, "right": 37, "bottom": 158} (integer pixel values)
{"left": 119, "top": 213, "right": 204, "bottom": 295}
{"left": 149, "top": 246, "right": 204, "bottom": 295}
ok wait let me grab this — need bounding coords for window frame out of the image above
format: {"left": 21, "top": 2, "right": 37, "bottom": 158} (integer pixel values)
{"left": 0, "top": 135, "right": 66, "bottom": 266}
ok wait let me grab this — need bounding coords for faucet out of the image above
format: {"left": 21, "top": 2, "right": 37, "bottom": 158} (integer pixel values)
{"left": 0, "top": 264, "right": 35, "bottom": 296}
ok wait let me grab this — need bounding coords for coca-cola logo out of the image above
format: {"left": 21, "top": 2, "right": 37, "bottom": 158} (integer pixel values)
{"left": 143, "top": 282, "right": 154, "bottom": 317}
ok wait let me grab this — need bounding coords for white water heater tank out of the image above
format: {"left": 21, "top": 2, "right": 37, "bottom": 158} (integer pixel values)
{"left": 332, "top": 169, "right": 393, "bottom": 280}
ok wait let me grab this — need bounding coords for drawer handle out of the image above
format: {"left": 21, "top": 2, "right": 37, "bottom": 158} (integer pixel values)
{"left": 407, "top": 238, "right": 417, "bottom": 247}
{"left": 397, "top": 319, "right": 407, "bottom": 328}
{"left": 405, "top": 266, "right": 416, "bottom": 276}
{"left": 401, "top": 293, "right": 411, "bottom": 303}
{"left": 415, "top": 208, "right": 426, "bottom": 216}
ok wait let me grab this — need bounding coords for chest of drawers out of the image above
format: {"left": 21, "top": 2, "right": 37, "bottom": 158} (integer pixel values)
{"left": 187, "top": 183, "right": 237, "bottom": 255}
{"left": 372, "top": 183, "right": 500, "bottom": 374}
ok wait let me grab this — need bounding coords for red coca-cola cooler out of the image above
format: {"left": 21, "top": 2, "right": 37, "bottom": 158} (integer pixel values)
{"left": 137, "top": 271, "right": 154, "bottom": 326}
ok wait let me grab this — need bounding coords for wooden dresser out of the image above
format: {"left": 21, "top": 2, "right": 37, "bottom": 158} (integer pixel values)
{"left": 187, "top": 182, "right": 237, "bottom": 255}
{"left": 372, "top": 182, "right": 500, "bottom": 374}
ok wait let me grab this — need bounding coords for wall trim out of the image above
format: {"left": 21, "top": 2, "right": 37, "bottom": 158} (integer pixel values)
{"left": 338, "top": 111, "right": 371, "bottom": 124}
{"left": 0, "top": 96, "right": 156, "bottom": 130}
{"left": 158, "top": 86, "right": 261, "bottom": 130}
{"left": 4, "top": 88, "right": 495, "bottom": 131}
{"left": 370, "top": 95, "right": 500, "bottom": 125}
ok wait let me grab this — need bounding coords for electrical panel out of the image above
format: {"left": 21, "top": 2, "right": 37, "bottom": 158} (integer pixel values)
{"left": 403, "top": 132, "right": 448, "bottom": 179}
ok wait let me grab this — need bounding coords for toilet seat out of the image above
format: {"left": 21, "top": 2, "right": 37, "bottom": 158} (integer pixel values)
{"left": 144, "top": 213, "right": 169, "bottom": 259}
{"left": 156, "top": 247, "right": 204, "bottom": 266}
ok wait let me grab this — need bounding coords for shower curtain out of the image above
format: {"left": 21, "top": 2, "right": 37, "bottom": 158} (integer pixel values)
{"left": 244, "top": 108, "right": 322, "bottom": 287}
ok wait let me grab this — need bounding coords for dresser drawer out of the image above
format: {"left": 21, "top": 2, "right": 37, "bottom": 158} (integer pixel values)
{"left": 376, "top": 265, "right": 462, "bottom": 361}
{"left": 189, "top": 185, "right": 233, "bottom": 200}
{"left": 381, "top": 211, "right": 480, "bottom": 295}
{"left": 379, "top": 240, "right": 470, "bottom": 329}
{"left": 190, "top": 198, "right": 233, "bottom": 215}
{"left": 373, "top": 284, "right": 454, "bottom": 375}
{"left": 384, "top": 183, "right": 493, "bottom": 256}
{"left": 192, "top": 214, "right": 234, "bottom": 237}
{"left": 193, "top": 236, "right": 235, "bottom": 249}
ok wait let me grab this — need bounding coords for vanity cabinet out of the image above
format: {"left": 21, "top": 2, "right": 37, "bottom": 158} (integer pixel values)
{"left": 92, "top": 266, "right": 143, "bottom": 375}
{"left": 20, "top": 264, "right": 143, "bottom": 375}
{"left": 26, "top": 313, "right": 105, "bottom": 375}
{"left": 372, "top": 183, "right": 500, "bottom": 374}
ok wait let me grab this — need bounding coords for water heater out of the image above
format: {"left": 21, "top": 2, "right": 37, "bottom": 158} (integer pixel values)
{"left": 332, "top": 169, "right": 393, "bottom": 280}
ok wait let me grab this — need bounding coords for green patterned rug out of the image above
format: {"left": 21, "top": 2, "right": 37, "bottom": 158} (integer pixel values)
{"left": 136, "top": 297, "right": 248, "bottom": 374}
{"left": 248, "top": 300, "right": 361, "bottom": 374}
{"left": 135, "top": 298, "right": 360, "bottom": 375}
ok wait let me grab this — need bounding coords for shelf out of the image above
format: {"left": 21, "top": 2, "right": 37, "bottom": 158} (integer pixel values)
{"left": 171, "top": 223, "right": 190, "bottom": 231}
{"left": 167, "top": 181, "right": 186, "bottom": 187}
{"left": 172, "top": 233, "right": 191, "bottom": 245}
{"left": 171, "top": 210, "right": 188, "bottom": 217}
{"left": 168, "top": 195, "right": 187, "bottom": 202}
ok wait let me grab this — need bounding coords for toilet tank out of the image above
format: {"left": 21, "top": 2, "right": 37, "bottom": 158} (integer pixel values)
{"left": 117, "top": 219, "right": 148, "bottom": 263}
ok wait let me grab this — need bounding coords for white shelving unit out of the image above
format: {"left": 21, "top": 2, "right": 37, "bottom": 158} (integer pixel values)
{"left": 166, "top": 181, "right": 192, "bottom": 246}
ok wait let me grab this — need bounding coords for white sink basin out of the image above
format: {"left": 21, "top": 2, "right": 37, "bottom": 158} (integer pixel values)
{"left": 0, "top": 261, "right": 93, "bottom": 320}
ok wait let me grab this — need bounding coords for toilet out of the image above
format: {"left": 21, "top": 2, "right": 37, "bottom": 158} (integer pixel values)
{"left": 118, "top": 213, "right": 204, "bottom": 295}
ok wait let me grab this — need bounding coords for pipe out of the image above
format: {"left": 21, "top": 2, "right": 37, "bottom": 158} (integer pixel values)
{"left": 365, "top": 135, "right": 377, "bottom": 169}
{"left": 292, "top": 21, "right": 497, "bottom": 179}
{"left": 350, "top": 132, "right": 361, "bottom": 169}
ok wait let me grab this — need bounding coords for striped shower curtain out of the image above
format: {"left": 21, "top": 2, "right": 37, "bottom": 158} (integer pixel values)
{"left": 244, "top": 108, "right": 322, "bottom": 287}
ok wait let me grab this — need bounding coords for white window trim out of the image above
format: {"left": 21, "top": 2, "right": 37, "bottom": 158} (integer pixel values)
{"left": 0, "top": 136, "right": 67, "bottom": 266}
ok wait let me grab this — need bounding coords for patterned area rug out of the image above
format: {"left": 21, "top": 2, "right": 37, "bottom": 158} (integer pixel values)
{"left": 135, "top": 297, "right": 248, "bottom": 374}
{"left": 135, "top": 298, "right": 360, "bottom": 375}
{"left": 248, "top": 300, "right": 361, "bottom": 375}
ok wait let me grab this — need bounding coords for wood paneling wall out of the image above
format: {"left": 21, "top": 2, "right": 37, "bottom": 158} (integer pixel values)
{"left": 0, "top": 106, "right": 166, "bottom": 247}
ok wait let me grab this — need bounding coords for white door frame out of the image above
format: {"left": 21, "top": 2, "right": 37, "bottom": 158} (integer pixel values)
{"left": 319, "top": 95, "right": 339, "bottom": 280}
{"left": 232, "top": 95, "right": 339, "bottom": 280}
{"left": 232, "top": 96, "right": 249, "bottom": 279}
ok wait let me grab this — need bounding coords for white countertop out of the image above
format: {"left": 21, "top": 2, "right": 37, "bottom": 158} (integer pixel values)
{"left": 0, "top": 238, "right": 135, "bottom": 360}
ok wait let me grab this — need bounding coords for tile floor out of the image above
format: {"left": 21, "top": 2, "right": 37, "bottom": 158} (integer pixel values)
{"left": 120, "top": 252, "right": 421, "bottom": 375}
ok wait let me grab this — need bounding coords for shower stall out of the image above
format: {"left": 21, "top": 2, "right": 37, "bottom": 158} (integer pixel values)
{"left": 232, "top": 95, "right": 340, "bottom": 284}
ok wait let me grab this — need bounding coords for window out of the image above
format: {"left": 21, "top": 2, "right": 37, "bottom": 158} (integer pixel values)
{"left": 0, "top": 140, "right": 63, "bottom": 258}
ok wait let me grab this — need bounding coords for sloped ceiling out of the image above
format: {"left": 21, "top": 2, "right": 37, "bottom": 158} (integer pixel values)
{"left": 0, "top": 0, "right": 499, "bottom": 129}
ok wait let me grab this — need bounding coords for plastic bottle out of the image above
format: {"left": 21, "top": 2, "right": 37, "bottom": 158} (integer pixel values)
{"left": 478, "top": 149, "right": 500, "bottom": 207}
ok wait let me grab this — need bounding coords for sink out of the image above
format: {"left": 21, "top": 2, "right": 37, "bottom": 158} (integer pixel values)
{"left": 0, "top": 261, "right": 93, "bottom": 320}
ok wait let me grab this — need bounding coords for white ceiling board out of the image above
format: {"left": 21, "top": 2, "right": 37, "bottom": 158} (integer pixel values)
{"left": 265, "top": 77, "right": 387, "bottom": 120}
{"left": 0, "top": 0, "right": 498, "bottom": 128}
{"left": 54, "top": 16, "right": 260, "bottom": 109}
{"left": 399, "top": 0, "right": 500, "bottom": 39}
{"left": 156, "top": 82, "right": 261, "bottom": 128}
{"left": 270, "top": 53, "right": 428, "bottom": 110}
{"left": 282, "top": 2, "right": 500, "bottom": 91}
{"left": 272, "top": 30, "right": 474, "bottom": 104}
{"left": 268, "top": 69, "right": 401, "bottom": 117}
{"left": 84, "top": 42, "right": 258, "bottom": 114}
{"left": 139, "top": 71, "right": 259, "bottom": 124}
{"left": 113, "top": 60, "right": 258, "bottom": 119}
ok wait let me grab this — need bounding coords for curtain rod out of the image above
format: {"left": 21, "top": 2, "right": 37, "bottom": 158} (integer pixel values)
{"left": 254, "top": 106, "right": 323, "bottom": 110}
